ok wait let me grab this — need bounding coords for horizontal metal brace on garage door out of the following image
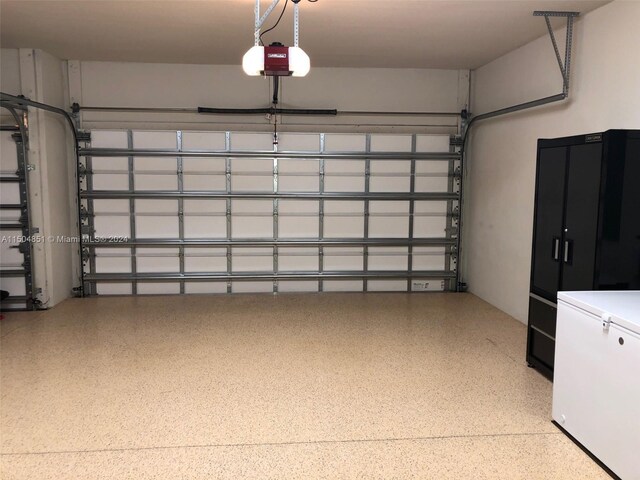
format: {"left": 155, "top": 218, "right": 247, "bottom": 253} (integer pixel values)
{"left": 81, "top": 191, "right": 459, "bottom": 200}
{"left": 79, "top": 148, "right": 460, "bottom": 161}
{"left": 82, "top": 238, "right": 456, "bottom": 248}
{"left": 0, "top": 269, "right": 28, "bottom": 277}
{"left": 85, "top": 270, "right": 456, "bottom": 282}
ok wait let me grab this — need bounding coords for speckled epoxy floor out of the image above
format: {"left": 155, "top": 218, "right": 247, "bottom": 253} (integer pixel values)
{"left": 0, "top": 293, "right": 609, "bottom": 479}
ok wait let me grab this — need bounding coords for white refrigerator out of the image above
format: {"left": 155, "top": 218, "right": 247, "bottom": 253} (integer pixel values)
{"left": 553, "top": 291, "right": 640, "bottom": 480}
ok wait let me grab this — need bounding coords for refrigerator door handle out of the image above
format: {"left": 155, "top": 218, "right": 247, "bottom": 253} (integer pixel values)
{"left": 564, "top": 239, "right": 573, "bottom": 264}
{"left": 553, "top": 236, "right": 561, "bottom": 261}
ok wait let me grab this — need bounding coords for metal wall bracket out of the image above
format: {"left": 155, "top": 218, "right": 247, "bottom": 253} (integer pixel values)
{"left": 533, "top": 11, "right": 579, "bottom": 96}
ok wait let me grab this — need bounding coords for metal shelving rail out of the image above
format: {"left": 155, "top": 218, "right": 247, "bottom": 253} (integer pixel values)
{"left": 78, "top": 132, "right": 462, "bottom": 295}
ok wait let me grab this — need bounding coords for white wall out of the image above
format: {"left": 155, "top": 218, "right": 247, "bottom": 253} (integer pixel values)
{"left": 70, "top": 62, "right": 469, "bottom": 134}
{"left": 1, "top": 49, "right": 21, "bottom": 96}
{"left": 466, "top": 0, "right": 640, "bottom": 323}
{"left": 1, "top": 49, "right": 22, "bottom": 124}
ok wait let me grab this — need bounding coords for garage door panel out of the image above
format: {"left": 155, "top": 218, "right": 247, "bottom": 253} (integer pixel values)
{"left": 232, "top": 218, "right": 272, "bottom": 238}
{"left": 95, "top": 283, "right": 133, "bottom": 295}
{"left": 184, "top": 248, "right": 227, "bottom": 273}
{"left": 278, "top": 247, "right": 318, "bottom": 271}
{"left": 368, "top": 247, "right": 409, "bottom": 271}
{"left": 183, "top": 158, "right": 226, "bottom": 193}
{"left": 369, "top": 201, "right": 410, "bottom": 238}
{"left": 137, "top": 282, "right": 181, "bottom": 294}
{"left": 137, "top": 248, "right": 180, "bottom": 273}
{"left": 0, "top": 183, "right": 19, "bottom": 204}
{"left": 135, "top": 174, "right": 177, "bottom": 191}
{"left": 184, "top": 216, "right": 227, "bottom": 238}
{"left": 416, "top": 134, "right": 451, "bottom": 153}
{"left": 370, "top": 160, "right": 411, "bottom": 193}
{"left": 92, "top": 173, "right": 129, "bottom": 191}
{"left": 181, "top": 132, "right": 226, "bottom": 150}
{"left": 278, "top": 134, "right": 320, "bottom": 151}
{"left": 82, "top": 131, "right": 459, "bottom": 295}
{"left": 183, "top": 174, "right": 226, "bottom": 192}
{"left": 0, "top": 277, "right": 26, "bottom": 296}
{"left": 368, "top": 280, "right": 407, "bottom": 291}
{"left": 231, "top": 158, "right": 273, "bottom": 192}
{"left": 1, "top": 131, "right": 19, "bottom": 171}
{"left": 278, "top": 281, "right": 319, "bottom": 293}
{"left": 416, "top": 160, "right": 450, "bottom": 193}
{"left": 230, "top": 133, "right": 273, "bottom": 151}
{"left": 324, "top": 160, "right": 365, "bottom": 192}
{"left": 324, "top": 134, "right": 366, "bottom": 152}
{"left": 94, "top": 248, "right": 132, "bottom": 273}
{"left": 185, "top": 282, "right": 228, "bottom": 294}
{"left": 1, "top": 240, "right": 23, "bottom": 265}
{"left": 232, "top": 281, "right": 272, "bottom": 293}
{"left": 184, "top": 199, "right": 226, "bottom": 238}
{"left": 91, "top": 130, "right": 128, "bottom": 148}
{"left": 324, "top": 201, "right": 364, "bottom": 238}
{"left": 370, "top": 134, "right": 412, "bottom": 152}
{"left": 323, "top": 280, "right": 363, "bottom": 292}
{"left": 278, "top": 200, "right": 319, "bottom": 238}
{"left": 94, "top": 215, "right": 130, "bottom": 238}
{"left": 232, "top": 247, "right": 272, "bottom": 272}
{"left": 413, "top": 247, "right": 447, "bottom": 271}
{"left": 324, "top": 247, "right": 363, "bottom": 271}
{"left": 136, "top": 216, "right": 179, "bottom": 239}
{"left": 132, "top": 131, "right": 177, "bottom": 149}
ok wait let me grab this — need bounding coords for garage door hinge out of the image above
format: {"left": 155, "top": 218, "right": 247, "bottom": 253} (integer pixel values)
{"left": 450, "top": 135, "right": 463, "bottom": 147}
{"left": 77, "top": 131, "right": 91, "bottom": 143}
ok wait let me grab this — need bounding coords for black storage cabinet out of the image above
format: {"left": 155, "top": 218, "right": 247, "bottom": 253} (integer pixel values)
{"left": 527, "top": 129, "right": 640, "bottom": 380}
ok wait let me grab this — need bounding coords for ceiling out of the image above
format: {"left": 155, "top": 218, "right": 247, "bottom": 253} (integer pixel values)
{"left": 0, "top": 0, "right": 610, "bottom": 70}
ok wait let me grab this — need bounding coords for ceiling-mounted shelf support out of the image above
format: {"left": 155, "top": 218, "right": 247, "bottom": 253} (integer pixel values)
{"left": 533, "top": 11, "right": 579, "bottom": 96}
{"left": 254, "top": 0, "right": 282, "bottom": 46}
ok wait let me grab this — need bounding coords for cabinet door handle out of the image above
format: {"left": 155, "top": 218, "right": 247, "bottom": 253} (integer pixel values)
{"left": 564, "top": 239, "right": 573, "bottom": 264}
{"left": 552, "top": 237, "right": 560, "bottom": 261}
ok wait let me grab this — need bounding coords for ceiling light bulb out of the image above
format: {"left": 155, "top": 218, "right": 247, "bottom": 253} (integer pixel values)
{"left": 289, "top": 47, "right": 310, "bottom": 77}
{"left": 242, "top": 46, "right": 264, "bottom": 76}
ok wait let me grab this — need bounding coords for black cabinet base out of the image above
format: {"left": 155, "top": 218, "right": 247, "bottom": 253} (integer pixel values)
{"left": 527, "top": 297, "right": 557, "bottom": 379}
{"left": 526, "top": 354, "right": 553, "bottom": 381}
{"left": 552, "top": 421, "right": 621, "bottom": 480}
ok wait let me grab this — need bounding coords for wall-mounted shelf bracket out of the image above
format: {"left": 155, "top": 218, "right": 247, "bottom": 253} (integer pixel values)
{"left": 533, "top": 11, "right": 579, "bottom": 96}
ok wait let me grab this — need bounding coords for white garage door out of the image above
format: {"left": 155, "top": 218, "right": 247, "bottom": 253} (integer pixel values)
{"left": 79, "top": 130, "right": 460, "bottom": 295}
{"left": 0, "top": 125, "right": 34, "bottom": 309}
